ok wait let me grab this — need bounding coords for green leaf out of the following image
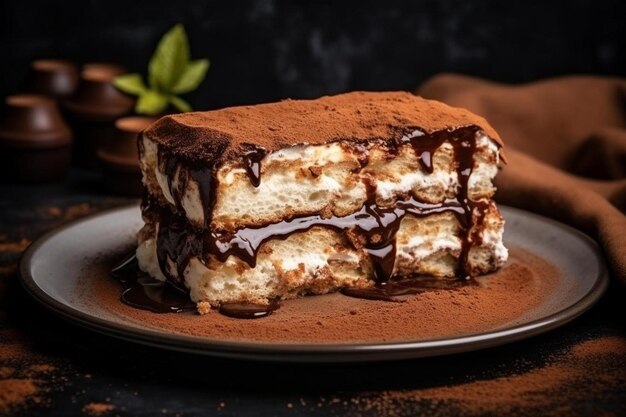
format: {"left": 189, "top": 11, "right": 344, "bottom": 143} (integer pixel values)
{"left": 148, "top": 24, "right": 190, "bottom": 91}
{"left": 171, "top": 59, "right": 210, "bottom": 94}
{"left": 136, "top": 91, "right": 169, "bottom": 115}
{"left": 113, "top": 73, "right": 147, "bottom": 96}
{"left": 113, "top": 74, "right": 146, "bottom": 96}
{"left": 169, "top": 96, "right": 192, "bottom": 112}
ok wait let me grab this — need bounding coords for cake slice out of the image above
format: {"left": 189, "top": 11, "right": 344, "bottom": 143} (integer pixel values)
{"left": 136, "top": 91, "right": 508, "bottom": 311}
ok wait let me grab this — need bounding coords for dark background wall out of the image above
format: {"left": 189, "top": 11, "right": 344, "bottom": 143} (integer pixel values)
{"left": 1, "top": 0, "right": 625, "bottom": 110}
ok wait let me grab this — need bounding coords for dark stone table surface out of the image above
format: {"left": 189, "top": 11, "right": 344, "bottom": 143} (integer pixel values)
{"left": 0, "top": 170, "right": 624, "bottom": 417}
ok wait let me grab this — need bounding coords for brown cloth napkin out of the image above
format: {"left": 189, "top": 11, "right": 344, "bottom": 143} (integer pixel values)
{"left": 419, "top": 74, "right": 626, "bottom": 284}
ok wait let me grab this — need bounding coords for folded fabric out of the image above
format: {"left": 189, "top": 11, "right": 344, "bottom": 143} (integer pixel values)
{"left": 419, "top": 74, "right": 626, "bottom": 284}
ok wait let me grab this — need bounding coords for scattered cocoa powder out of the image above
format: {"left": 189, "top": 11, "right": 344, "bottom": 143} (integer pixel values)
{"left": 0, "top": 265, "right": 17, "bottom": 277}
{"left": 41, "top": 206, "right": 63, "bottom": 217}
{"left": 0, "top": 328, "right": 66, "bottom": 414}
{"left": 82, "top": 402, "right": 115, "bottom": 415}
{"left": 27, "top": 364, "right": 56, "bottom": 375}
{"left": 83, "top": 247, "right": 560, "bottom": 344}
{"left": 570, "top": 336, "right": 626, "bottom": 358}
{"left": 62, "top": 203, "right": 99, "bottom": 221}
{"left": 39, "top": 203, "right": 95, "bottom": 221}
{"left": 0, "top": 344, "right": 30, "bottom": 361}
{"left": 0, "top": 379, "right": 39, "bottom": 414}
{"left": 0, "top": 367, "right": 13, "bottom": 379}
{"left": 341, "top": 336, "right": 626, "bottom": 417}
{"left": 0, "top": 239, "right": 31, "bottom": 253}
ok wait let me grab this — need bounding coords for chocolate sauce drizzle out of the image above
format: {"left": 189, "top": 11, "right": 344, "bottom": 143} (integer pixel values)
{"left": 111, "top": 252, "right": 278, "bottom": 318}
{"left": 218, "top": 301, "right": 279, "bottom": 319}
{"left": 138, "top": 125, "right": 493, "bottom": 312}
{"left": 341, "top": 277, "right": 475, "bottom": 302}
{"left": 111, "top": 252, "right": 195, "bottom": 313}
{"left": 242, "top": 148, "right": 267, "bottom": 187}
{"left": 156, "top": 149, "right": 216, "bottom": 229}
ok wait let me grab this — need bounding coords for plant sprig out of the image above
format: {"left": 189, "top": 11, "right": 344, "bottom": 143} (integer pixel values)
{"left": 114, "top": 24, "right": 210, "bottom": 115}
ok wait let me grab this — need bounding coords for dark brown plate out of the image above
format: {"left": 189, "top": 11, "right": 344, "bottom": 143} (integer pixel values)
{"left": 19, "top": 205, "right": 608, "bottom": 362}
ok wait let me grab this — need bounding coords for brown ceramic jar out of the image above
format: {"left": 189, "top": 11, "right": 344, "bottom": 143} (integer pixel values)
{"left": 0, "top": 95, "right": 73, "bottom": 183}
{"left": 62, "top": 63, "right": 135, "bottom": 167}
{"left": 25, "top": 59, "right": 79, "bottom": 99}
{"left": 98, "top": 116, "right": 157, "bottom": 196}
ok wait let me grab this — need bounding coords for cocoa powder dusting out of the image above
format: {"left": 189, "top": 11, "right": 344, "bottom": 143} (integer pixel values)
{"left": 0, "top": 239, "right": 31, "bottom": 253}
{"left": 332, "top": 336, "right": 626, "bottom": 417}
{"left": 38, "top": 203, "right": 103, "bottom": 221}
{"left": 84, "top": 247, "right": 557, "bottom": 344}
{"left": 0, "top": 367, "right": 13, "bottom": 379}
{"left": 145, "top": 91, "right": 503, "bottom": 166}
{"left": 0, "top": 379, "right": 39, "bottom": 413}
{"left": 0, "top": 328, "right": 65, "bottom": 414}
{"left": 570, "top": 336, "right": 626, "bottom": 358}
{"left": 82, "top": 402, "right": 115, "bottom": 416}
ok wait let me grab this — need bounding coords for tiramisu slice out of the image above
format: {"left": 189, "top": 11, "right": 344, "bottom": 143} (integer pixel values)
{"left": 136, "top": 91, "right": 508, "bottom": 312}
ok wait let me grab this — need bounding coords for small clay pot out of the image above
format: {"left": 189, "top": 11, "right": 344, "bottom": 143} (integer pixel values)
{"left": 62, "top": 63, "right": 135, "bottom": 167}
{"left": 25, "top": 59, "right": 80, "bottom": 99}
{"left": 82, "top": 63, "right": 127, "bottom": 78}
{"left": 0, "top": 95, "right": 73, "bottom": 183}
{"left": 98, "top": 116, "right": 157, "bottom": 196}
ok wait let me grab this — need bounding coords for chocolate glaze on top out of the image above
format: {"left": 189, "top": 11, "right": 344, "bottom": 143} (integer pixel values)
{"left": 147, "top": 125, "right": 489, "bottom": 290}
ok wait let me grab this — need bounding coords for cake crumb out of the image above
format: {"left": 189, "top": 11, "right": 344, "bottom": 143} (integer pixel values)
{"left": 197, "top": 301, "right": 210, "bottom": 315}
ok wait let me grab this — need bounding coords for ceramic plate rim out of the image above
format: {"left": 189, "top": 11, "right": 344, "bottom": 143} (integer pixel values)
{"left": 19, "top": 204, "right": 609, "bottom": 362}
